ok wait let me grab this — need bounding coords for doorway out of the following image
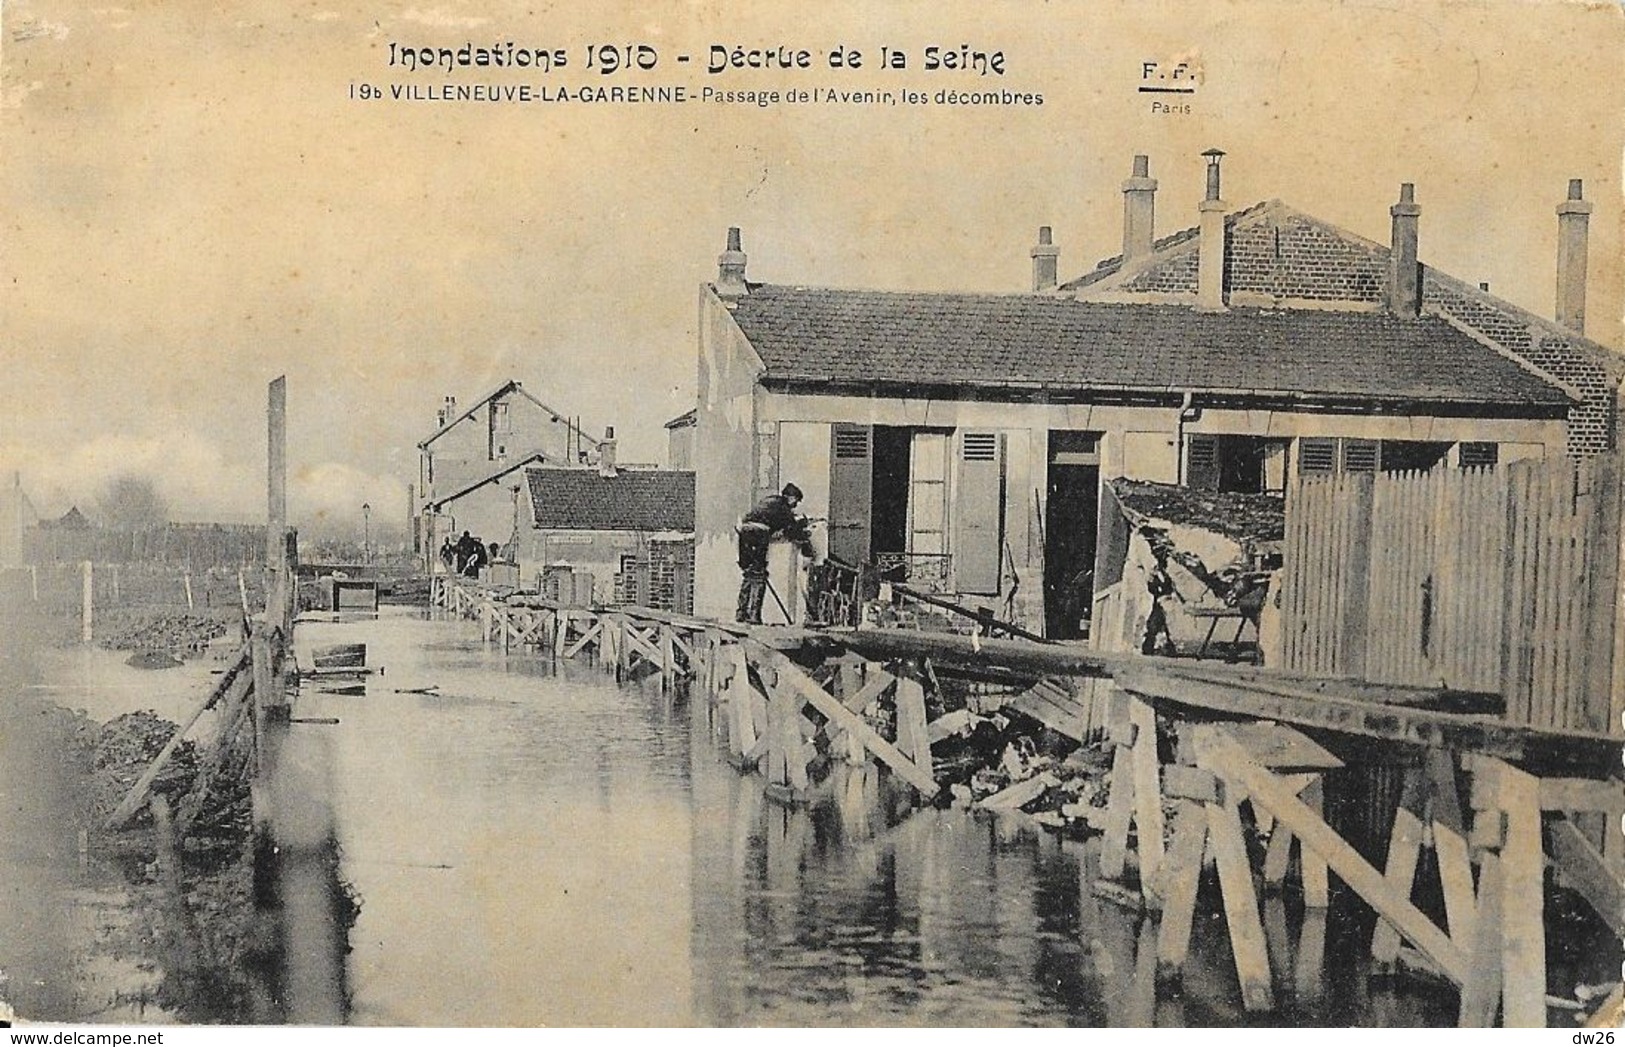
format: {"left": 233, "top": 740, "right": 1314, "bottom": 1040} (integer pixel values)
{"left": 1043, "top": 431, "right": 1100, "bottom": 640}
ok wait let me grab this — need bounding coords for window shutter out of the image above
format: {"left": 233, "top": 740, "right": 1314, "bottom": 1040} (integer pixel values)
{"left": 827, "top": 424, "right": 872, "bottom": 566}
{"left": 1186, "top": 434, "right": 1219, "bottom": 491}
{"left": 953, "top": 431, "right": 1005, "bottom": 594}
{"left": 1299, "top": 438, "right": 1336, "bottom": 474}
{"left": 1342, "top": 439, "right": 1379, "bottom": 474}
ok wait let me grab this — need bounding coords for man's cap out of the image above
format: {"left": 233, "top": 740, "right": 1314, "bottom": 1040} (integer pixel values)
{"left": 782, "top": 483, "right": 804, "bottom": 500}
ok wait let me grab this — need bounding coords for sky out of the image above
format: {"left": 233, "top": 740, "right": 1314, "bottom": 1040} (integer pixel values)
{"left": 1, "top": 0, "right": 1621, "bottom": 539}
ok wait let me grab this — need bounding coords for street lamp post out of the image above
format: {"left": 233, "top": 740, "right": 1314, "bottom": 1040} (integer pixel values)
{"left": 362, "top": 502, "right": 372, "bottom": 565}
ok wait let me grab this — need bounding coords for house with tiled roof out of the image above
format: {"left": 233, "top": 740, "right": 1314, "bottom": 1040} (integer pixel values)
{"left": 414, "top": 379, "right": 619, "bottom": 566}
{"left": 691, "top": 153, "right": 1612, "bottom": 637}
{"left": 429, "top": 449, "right": 695, "bottom": 609}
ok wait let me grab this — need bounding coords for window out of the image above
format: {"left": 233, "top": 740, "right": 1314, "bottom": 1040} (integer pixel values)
{"left": 1459, "top": 442, "right": 1499, "bottom": 469}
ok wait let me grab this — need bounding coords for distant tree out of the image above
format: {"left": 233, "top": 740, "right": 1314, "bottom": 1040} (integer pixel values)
{"left": 97, "top": 474, "right": 168, "bottom": 531}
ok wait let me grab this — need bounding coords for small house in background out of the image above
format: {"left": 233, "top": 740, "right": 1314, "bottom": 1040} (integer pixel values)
{"left": 691, "top": 153, "right": 1614, "bottom": 639}
{"left": 512, "top": 467, "right": 695, "bottom": 612}
{"left": 414, "top": 379, "right": 600, "bottom": 558}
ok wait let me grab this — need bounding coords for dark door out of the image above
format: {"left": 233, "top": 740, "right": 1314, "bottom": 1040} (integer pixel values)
{"left": 1043, "top": 433, "right": 1101, "bottom": 640}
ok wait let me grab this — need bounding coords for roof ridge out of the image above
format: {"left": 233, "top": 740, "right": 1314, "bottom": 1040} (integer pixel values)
{"left": 1422, "top": 265, "right": 1625, "bottom": 381}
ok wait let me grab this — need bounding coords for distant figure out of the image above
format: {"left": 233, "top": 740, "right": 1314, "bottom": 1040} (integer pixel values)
{"left": 736, "top": 483, "right": 813, "bottom": 624}
{"left": 439, "top": 537, "right": 456, "bottom": 572}
{"left": 488, "top": 541, "right": 501, "bottom": 564}
{"left": 454, "top": 530, "right": 483, "bottom": 577}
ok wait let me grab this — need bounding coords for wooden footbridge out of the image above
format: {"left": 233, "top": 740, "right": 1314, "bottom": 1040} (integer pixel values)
{"left": 435, "top": 574, "right": 1622, "bottom": 1028}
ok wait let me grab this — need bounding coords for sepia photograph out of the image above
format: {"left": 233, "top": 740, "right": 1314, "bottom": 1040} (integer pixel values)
{"left": 1, "top": 0, "right": 1622, "bottom": 1031}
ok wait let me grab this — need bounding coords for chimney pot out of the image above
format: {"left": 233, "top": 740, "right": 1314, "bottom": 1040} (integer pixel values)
{"left": 1196, "top": 150, "right": 1227, "bottom": 310}
{"left": 1388, "top": 182, "right": 1422, "bottom": 319}
{"left": 716, "top": 226, "right": 749, "bottom": 298}
{"left": 1030, "top": 225, "right": 1059, "bottom": 291}
{"left": 1121, "top": 154, "right": 1159, "bottom": 263}
{"left": 1556, "top": 178, "right": 1592, "bottom": 334}
{"left": 1202, "top": 148, "right": 1226, "bottom": 202}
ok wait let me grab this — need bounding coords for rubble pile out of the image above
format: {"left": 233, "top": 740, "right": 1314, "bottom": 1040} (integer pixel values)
{"left": 97, "top": 611, "right": 232, "bottom": 656}
{"left": 1111, "top": 478, "right": 1285, "bottom": 545}
{"left": 88, "top": 710, "right": 200, "bottom": 829}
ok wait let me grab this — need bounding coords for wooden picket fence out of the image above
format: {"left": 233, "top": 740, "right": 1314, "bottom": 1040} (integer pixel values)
{"left": 1279, "top": 454, "right": 1624, "bottom": 734}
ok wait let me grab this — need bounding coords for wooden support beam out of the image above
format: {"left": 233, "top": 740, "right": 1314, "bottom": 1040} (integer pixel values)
{"left": 1458, "top": 852, "right": 1505, "bottom": 1027}
{"left": 978, "top": 772, "right": 1056, "bottom": 811}
{"left": 1372, "top": 807, "right": 1427, "bottom": 967}
{"left": 1129, "top": 696, "right": 1165, "bottom": 898}
{"left": 842, "top": 670, "right": 896, "bottom": 713}
{"left": 1540, "top": 777, "right": 1625, "bottom": 813}
{"left": 894, "top": 677, "right": 932, "bottom": 779}
{"left": 1434, "top": 821, "right": 1478, "bottom": 945}
{"left": 564, "top": 617, "right": 604, "bottom": 659}
{"left": 1193, "top": 726, "right": 1467, "bottom": 983}
{"left": 1208, "top": 791, "right": 1275, "bottom": 1012}
{"left": 1098, "top": 737, "right": 1136, "bottom": 882}
{"left": 1549, "top": 815, "right": 1625, "bottom": 938}
{"left": 1155, "top": 799, "right": 1208, "bottom": 981}
{"left": 747, "top": 642, "right": 938, "bottom": 796}
{"left": 1495, "top": 760, "right": 1547, "bottom": 1028}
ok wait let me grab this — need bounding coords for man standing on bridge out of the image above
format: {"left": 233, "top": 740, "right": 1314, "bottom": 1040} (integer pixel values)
{"left": 737, "top": 483, "right": 813, "bottom": 624}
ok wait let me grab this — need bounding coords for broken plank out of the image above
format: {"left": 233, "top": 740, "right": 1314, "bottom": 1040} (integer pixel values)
{"left": 978, "top": 772, "right": 1057, "bottom": 811}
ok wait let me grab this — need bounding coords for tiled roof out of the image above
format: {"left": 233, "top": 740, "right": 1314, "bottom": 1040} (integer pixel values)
{"left": 526, "top": 468, "right": 695, "bottom": 532}
{"left": 726, "top": 285, "right": 1571, "bottom": 407}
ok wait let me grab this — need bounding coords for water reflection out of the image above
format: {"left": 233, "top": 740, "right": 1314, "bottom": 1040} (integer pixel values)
{"left": 7, "top": 606, "right": 1482, "bottom": 1026}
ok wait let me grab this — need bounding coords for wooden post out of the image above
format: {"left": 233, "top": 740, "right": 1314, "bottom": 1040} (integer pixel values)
{"left": 1458, "top": 852, "right": 1505, "bottom": 1027}
{"left": 1155, "top": 798, "right": 1208, "bottom": 980}
{"left": 1129, "top": 696, "right": 1165, "bottom": 900}
{"left": 267, "top": 376, "right": 287, "bottom": 619}
{"left": 80, "top": 560, "right": 93, "bottom": 643}
{"left": 184, "top": 569, "right": 194, "bottom": 611}
{"left": 660, "top": 625, "right": 675, "bottom": 692}
{"left": 1208, "top": 791, "right": 1275, "bottom": 1012}
{"left": 239, "top": 569, "right": 250, "bottom": 615}
{"left": 1496, "top": 761, "right": 1547, "bottom": 1028}
{"left": 894, "top": 676, "right": 931, "bottom": 777}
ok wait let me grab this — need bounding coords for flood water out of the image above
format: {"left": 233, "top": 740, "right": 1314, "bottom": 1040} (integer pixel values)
{"left": 5, "top": 606, "right": 1484, "bottom": 1026}
{"left": 291, "top": 609, "right": 1460, "bottom": 1027}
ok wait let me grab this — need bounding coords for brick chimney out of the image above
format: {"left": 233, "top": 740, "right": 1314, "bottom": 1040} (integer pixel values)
{"left": 1122, "top": 154, "right": 1157, "bottom": 263}
{"left": 1388, "top": 183, "right": 1422, "bottom": 319}
{"left": 1030, "top": 226, "right": 1058, "bottom": 291}
{"left": 1556, "top": 178, "right": 1592, "bottom": 335}
{"left": 597, "top": 425, "right": 618, "bottom": 478}
{"left": 716, "top": 227, "right": 749, "bottom": 299}
{"left": 1197, "top": 148, "right": 1227, "bottom": 311}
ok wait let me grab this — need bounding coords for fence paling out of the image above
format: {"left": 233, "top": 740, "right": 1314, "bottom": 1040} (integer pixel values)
{"left": 1283, "top": 455, "right": 1622, "bottom": 734}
